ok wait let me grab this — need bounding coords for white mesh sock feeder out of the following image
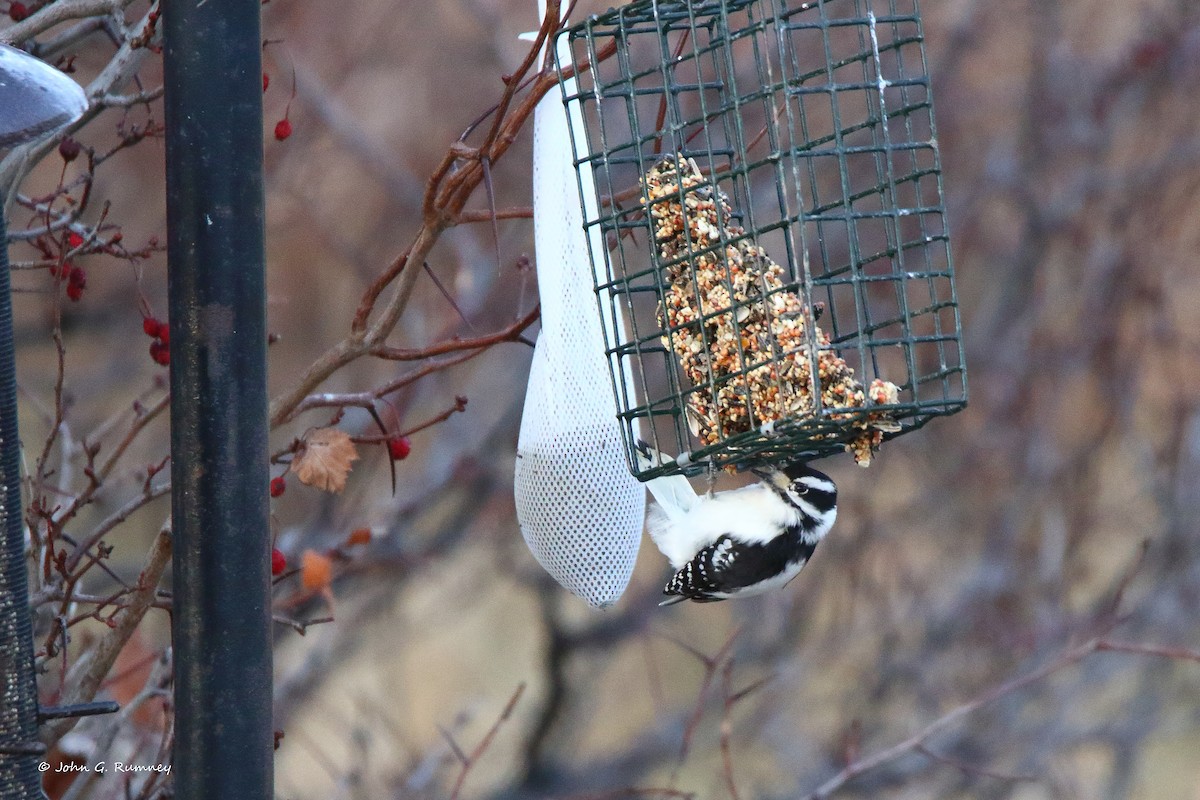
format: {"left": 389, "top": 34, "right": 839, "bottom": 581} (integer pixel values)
{"left": 554, "top": 0, "right": 968, "bottom": 478}
{"left": 514, "top": 14, "right": 646, "bottom": 608}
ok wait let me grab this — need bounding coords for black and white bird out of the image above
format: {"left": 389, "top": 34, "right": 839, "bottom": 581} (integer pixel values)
{"left": 638, "top": 446, "right": 837, "bottom": 605}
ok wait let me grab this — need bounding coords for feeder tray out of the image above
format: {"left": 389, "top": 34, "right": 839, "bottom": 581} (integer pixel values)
{"left": 555, "top": 0, "right": 967, "bottom": 479}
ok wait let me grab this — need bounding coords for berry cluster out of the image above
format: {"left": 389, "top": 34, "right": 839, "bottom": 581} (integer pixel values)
{"left": 142, "top": 316, "right": 170, "bottom": 366}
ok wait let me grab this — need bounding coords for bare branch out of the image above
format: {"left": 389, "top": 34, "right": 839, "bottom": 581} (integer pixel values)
{"left": 449, "top": 683, "right": 527, "bottom": 800}
{"left": 63, "top": 481, "right": 170, "bottom": 574}
{"left": 718, "top": 660, "right": 742, "bottom": 800}
{"left": 800, "top": 636, "right": 1104, "bottom": 800}
{"left": 42, "top": 526, "right": 172, "bottom": 747}
{"left": 0, "top": 0, "right": 135, "bottom": 44}
{"left": 914, "top": 745, "right": 1038, "bottom": 784}
{"left": 98, "top": 87, "right": 164, "bottom": 108}
{"left": 1095, "top": 639, "right": 1200, "bottom": 663}
{"left": 456, "top": 206, "right": 534, "bottom": 223}
{"left": 368, "top": 304, "right": 539, "bottom": 361}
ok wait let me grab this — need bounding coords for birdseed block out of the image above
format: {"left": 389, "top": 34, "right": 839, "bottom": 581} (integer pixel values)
{"left": 643, "top": 155, "right": 900, "bottom": 466}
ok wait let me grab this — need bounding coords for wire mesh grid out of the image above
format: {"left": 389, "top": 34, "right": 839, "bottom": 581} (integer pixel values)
{"left": 556, "top": 0, "right": 966, "bottom": 479}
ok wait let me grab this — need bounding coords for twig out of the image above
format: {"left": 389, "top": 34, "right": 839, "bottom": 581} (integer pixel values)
{"left": 915, "top": 744, "right": 1037, "bottom": 783}
{"left": 477, "top": 0, "right": 560, "bottom": 156}
{"left": 0, "top": 0, "right": 136, "bottom": 44}
{"left": 1095, "top": 639, "right": 1200, "bottom": 663}
{"left": 799, "top": 636, "right": 1104, "bottom": 800}
{"left": 268, "top": 7, "right": 612, "bottom": 426}
{"left": 281, "top": 308, "right": 536, "bottom": 424}
{"left": 449, "top": 683, "right": 527, "bottom": 800}
{"left": 564, "top": 791, "right": 697, "bottom": 800}
{"left": 63, "top": 481, "right": 170, "bottom": 574}
{"left": 42, "top": 525, "right": 172, "bottom": 747}
{"left": 718, "top": 660, "right": 742, "bottom": 800}
{"left": 98, "top": 86, "right": 164, "bottom": 108}
{"left": 456, "top": 206, "right": 534, "bottom": 223}
{"left": 369, "top": 304, "right": 538, "bottom": 361}
{"left": 352, "top": 396, "right": 468, "bottom": 444}
{"left": 1, "top": 3, "right": 160, "bottom": 198}
{"left": 422, "top": 260, "right": 477, "bottom": 332}
{"left": 438, "top": 723, "right": 471, "bottom": 766}
{"left": 271, "top": 614, "right": 335, "bottom": 635}
{"left": 796, "top": 541, "right": 1184, "bottom": 800}
{"left": 479, "top": 155, "right": 502, "bottom": 273}
{"left": 657, "top": 626, "right": 741, "bottom": 775}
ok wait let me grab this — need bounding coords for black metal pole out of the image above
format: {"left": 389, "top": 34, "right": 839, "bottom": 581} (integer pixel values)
{"left": 0, "top": 209, "right": 44, "bottom": 797}
{"left": 162, "top": 0, "right": 271, "bottom": 796}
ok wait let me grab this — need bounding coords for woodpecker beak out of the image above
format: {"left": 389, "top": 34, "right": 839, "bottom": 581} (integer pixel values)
{"left": 749, "top": 467, "right": 792, "bottom": 493}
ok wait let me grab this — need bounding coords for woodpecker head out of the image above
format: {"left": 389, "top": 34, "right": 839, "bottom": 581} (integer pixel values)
{"left": 753, "top": 461, "right": 838, "bottom": 539}
{"left": 781, "top": 461, "right": 837, "bottom": 511}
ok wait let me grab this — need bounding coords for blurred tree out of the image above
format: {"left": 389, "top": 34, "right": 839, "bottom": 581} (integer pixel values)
{"left": 2, "top": 0, "right": 1199, "bottom": 798}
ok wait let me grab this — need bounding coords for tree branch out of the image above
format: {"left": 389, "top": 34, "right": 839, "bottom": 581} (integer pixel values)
{"left": 0, "top": 0, "right": 135, "bottom": 44}
{"left": 368, "top": 304, "right": 539, "bottom": 361}
{"left": 42, "top": 525, "right": 172, "bottom": 747}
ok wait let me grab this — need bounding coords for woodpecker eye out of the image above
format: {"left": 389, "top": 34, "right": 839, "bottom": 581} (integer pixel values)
{"left": 796, "top": 485, "right": 809, "bottom": 495}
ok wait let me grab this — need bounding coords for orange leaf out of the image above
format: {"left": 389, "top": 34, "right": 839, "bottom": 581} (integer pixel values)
{"left": 290, "top": 427, "right": 359, "bottom": 492}
{"left": 300, "top": 549, "right": 333, "bottom": 592}
{"left": 346, "top": 527, "right": 372, "bottom": 546}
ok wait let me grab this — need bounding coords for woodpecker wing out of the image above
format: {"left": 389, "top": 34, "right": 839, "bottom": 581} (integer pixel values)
{"left": 660, "top": 529, "right": 819, "bottom": 604}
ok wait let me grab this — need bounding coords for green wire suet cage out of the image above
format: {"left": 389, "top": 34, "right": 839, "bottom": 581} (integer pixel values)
{"left": 555, "top": 0, "right": 967, "bottom": 479}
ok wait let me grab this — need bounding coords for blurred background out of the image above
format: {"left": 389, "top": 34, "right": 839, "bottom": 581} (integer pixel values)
{"left": 6, "top": 0, "right": 1200, "bottom": 798}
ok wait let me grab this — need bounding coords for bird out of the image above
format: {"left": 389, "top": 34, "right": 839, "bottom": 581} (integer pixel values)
{"left": 636, "top": 444, "right": 837, "bottom": 605}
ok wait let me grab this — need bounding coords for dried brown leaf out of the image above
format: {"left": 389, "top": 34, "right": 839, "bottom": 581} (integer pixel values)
{"left": 290, "top": 427, "right": 359, "bottom": 492}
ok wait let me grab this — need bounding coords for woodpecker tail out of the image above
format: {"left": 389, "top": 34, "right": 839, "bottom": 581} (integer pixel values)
{"left": 634, "top": 441, "right": 698, "bottom": 522}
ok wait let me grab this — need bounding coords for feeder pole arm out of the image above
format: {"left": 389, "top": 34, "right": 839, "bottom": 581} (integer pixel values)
{"left": 162, "top": 0, "right": 272, "bottom": 797}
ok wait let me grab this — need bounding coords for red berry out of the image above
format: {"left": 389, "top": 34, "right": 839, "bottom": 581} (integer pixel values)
{"left": 58, "top": 137, "right": 81, "bottom": 162}
{"left": 270, "top": 476, "right": 286, "bottom": 497}
{"left": 149, "top": 340, "right": 170, "bottom": 366}
{"left": 8, "top": 2, "right": 27, "bottom": 21}
{"left": 143, "top": 316, "right": 162, "bottom": 337}
{"left": 262, "top": 73, "right": 270, "bottom": 92}
{"left": 157, "top": 325, "right": 169, "bottom": 345}
{"left": 387, "top": 436, "right": 411, "bottom": 461}
{"left": 274, "top": 118, "right": 292, "bottom": 141}
{"left": 67, "top": 232, "right": 84, "bottom": 248}
{"left": 271, "top": 548, "right": 286, "bottom": 576}
{"left": 65, "top": 267, "right": 86, "bottom": 300}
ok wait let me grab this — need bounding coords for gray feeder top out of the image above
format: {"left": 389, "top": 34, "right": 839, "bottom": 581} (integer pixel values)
{"left": 0, "top": 44, "right": 87, "bottom": 148}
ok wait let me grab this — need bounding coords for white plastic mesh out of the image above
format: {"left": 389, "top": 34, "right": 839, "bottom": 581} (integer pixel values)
{"left": 514, "top": 30, "right": 645, "bottom": 608}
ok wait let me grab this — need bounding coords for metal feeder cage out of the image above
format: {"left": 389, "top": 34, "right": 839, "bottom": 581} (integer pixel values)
{"left": 555, "top": 0, "right": 967, "bottom": 479}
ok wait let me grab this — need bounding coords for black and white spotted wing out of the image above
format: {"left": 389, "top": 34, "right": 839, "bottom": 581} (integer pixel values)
{"left": 660, "top": 526, "right": 820, "bottom": 605}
